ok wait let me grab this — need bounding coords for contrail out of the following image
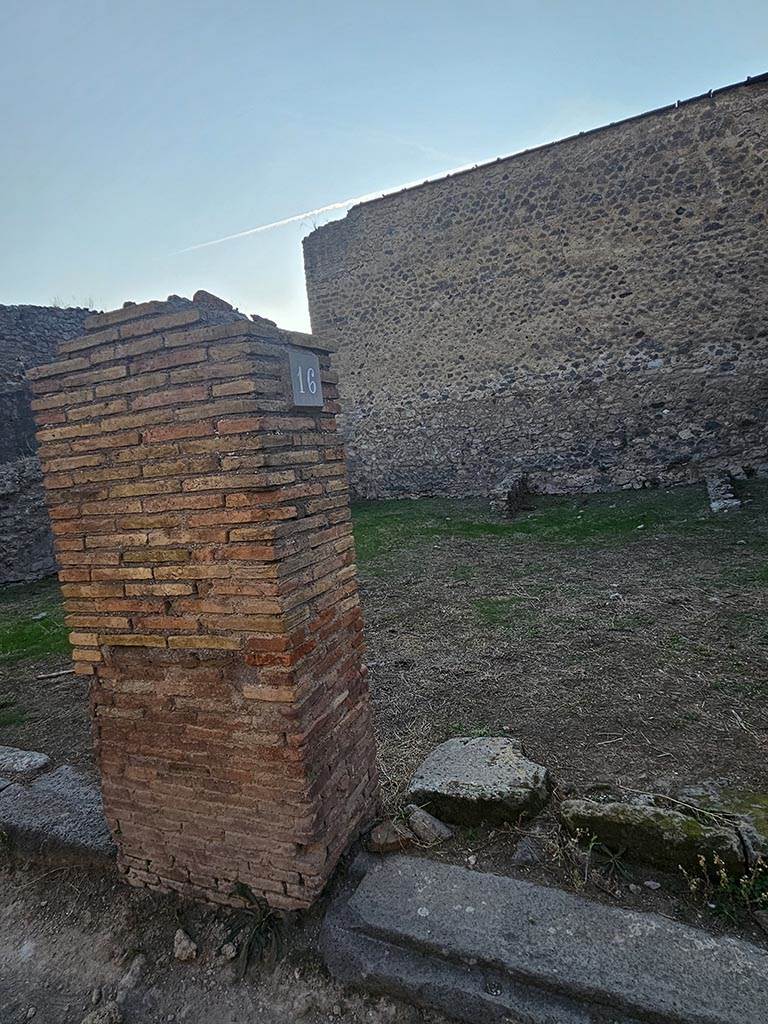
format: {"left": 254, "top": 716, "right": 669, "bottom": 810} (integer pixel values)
{"left": 169, "top": 158, "right": 487, "bottom": 256}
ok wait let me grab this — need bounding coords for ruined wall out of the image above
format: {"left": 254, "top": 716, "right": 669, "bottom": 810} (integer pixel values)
{"left": 304, "top": 76, "right": 768, "bottom": 498}
{"left": 1, "top": 304, "right": 93, "bottom": 582}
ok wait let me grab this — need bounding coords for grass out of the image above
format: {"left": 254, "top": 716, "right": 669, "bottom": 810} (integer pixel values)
{"left": 472, "top": 596, "right": 529, "bottom": 626}
{"left": 0, "top": 577, "right": 69, "bottom": 664}
{"left": 352, "top": 480, "right": 768, "bottom": 570}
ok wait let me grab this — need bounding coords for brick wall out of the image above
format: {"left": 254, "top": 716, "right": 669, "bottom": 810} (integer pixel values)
{"left": 29, "top": 293, "right": 379, "bottom": 909}
{"left": 0, "top": 303, "right": 93, "bottom": 582}
{"left": 304, "top": 76, "right": 768, "bottom": 498}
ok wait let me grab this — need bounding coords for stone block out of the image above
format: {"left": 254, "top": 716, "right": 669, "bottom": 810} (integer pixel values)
{"left": 406, "top": 737, "right": 551, "bottom": 826}
{"left": 0, "top": 765, "right": 115, "bottom": 865}
{"left": 322, "top": 855, "right": 768, "bottom": 1024}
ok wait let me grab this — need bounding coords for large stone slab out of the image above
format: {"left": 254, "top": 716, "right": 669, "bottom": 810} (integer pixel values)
{"left": 0, "top": 745, "right": 51, "bottom": 781}
{"left": 0, "top": 765, "right": 115, "bottom": 865}
{"left": 406, "top": 737, "right": 551, "bottom": 825}
{"left": 322, "top": 855, "right": 768, "bottom": 1024}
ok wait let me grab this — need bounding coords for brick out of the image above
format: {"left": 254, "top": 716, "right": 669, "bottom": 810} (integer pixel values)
{"left": 67, "top": 398, "right": 128, "bottom": 422}
{"left": 167, "top": 635, "right": 242, "bottom": 650}
{"left": 122, "top": 547, "right": 190, "bottom": 563}
{"left": 181, "top": 471, "right": 295, "bottom": 492}
{"left": 130, "top": 384, "right": 209, "bottom": 411}
{"left": 85, "top": 300, "right": 169, "bottom": 330}
{"left": 94, "top": 371, "right": 169, "bottom": 399}
{"left": 27, "top": 355, "right": 90, "bottom": 380}
{"left": 131, "top": 346, "right": 207, "bottom": 373}
{"left": 100, "top": 634, "right": 168, "bottom": 647}
{"left": 109, "top": 479, "right": 182, "bottom": 498}
{"left": 143, "top": 422, "right": 215, "bottom": 443}
{"left": 124, "top": 583, "right": 195, "bottom": 597}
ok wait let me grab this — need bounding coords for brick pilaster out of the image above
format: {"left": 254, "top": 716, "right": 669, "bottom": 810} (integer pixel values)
{"left": 28, "top": 294, "right": 379, "bottom": 908}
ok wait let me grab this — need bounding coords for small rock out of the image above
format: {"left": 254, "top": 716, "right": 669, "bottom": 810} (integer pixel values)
{"left": 367, "top": 820, "right": 414, "bottom": 854}
{"left": 706, "top": 474, "right": 741, "bottom": 513}
{"left": 220, "top": 942, "right": 237, "bottom": 961}
{"left": 466, "top": 855, "right": 477, "bottom": 867}
{"left": 403, "top": 804, "right": 454, "bottom": 845}
{"left": 628, "top": 884, "right": 641, "bottom": 894}
{"left": 0, "top": 746, "right": 51, "bottom": 782}
{"left": 406, "top": 737, "right": 552, "bottom": 826}
{"left": 489, "top": 473, "right": 528, "bottom": 518}
{"left": 116, "top": 953, "right": 146, "bottom": 1007}
{"left": 26, "top": 1009, "right": 36, "bottom": 1020}
{"left": 173, "top": 929, "right": 198, "bottom": 962}
{"left": 644, "top": 880, "right": 662, "bottom": 891}
{"left": 91, "top": 988, "right": 101, "bottom": 1006}
{"left": 510, "top": 836, "right": 544, "bottom": 865}
{"left": 80, "top": 1003, "right": 123, "bottom": 1024}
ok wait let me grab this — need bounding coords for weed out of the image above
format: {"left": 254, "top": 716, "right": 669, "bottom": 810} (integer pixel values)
{"left": 682, "top": 853, "right": 768, "bottom": 923}
{"left": 472, "top": 596, "right": 525, "bottom": 626}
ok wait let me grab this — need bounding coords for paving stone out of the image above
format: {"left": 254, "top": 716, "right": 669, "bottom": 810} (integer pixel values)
{"left": 405, "top": 737, "right": 551, "bottom": 826}
{"left": 0, "top": 765, "right": 115, "bottom": 865}
{"left": 322, "top": 855, "right": 768, "bottom": 1024}
{"left": 0, "top": 746, "right": 51, "bottom": 782}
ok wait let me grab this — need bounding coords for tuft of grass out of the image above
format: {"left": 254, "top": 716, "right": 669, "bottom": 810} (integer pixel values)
{"left": 683, "top": 853, "right": 768, "bottom": 924}
{"left": 472, "top": 596, "right": 526, "bottom": 626}
{"left": 0, "top": 578, "right": 69, "bottom": 664}
{"left": 0, "top": 694, "right": 25, "bottom": 728}
{"left": 446, "top": 721, "right": 498, "bottom": 740}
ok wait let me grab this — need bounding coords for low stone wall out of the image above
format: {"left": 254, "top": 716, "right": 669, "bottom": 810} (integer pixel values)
{"left": 0, "top": 304, "right": 93, "bottom": 583}
{"left": 0, "top": 457, "right": 55, "bottom": 583}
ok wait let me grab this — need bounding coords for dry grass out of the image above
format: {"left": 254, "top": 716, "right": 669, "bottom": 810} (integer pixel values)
{"left": 353, "top": 481, "right": 768, "bottom": 811}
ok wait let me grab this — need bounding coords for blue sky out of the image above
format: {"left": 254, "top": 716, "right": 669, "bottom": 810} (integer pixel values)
{"left": 1, "top": 1, "right": 766, "bottom": 330}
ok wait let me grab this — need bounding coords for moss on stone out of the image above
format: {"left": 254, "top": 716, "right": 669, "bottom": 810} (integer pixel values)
{"left": 560, "top": 798, "right": 745, "bottom": 876}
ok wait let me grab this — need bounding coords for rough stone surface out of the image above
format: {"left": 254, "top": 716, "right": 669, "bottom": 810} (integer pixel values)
{"left": 406, "top": 737, "right": 551, "bottom": 826}
{"left": 706, "top": 473, "right": 742, "bottom": 513}
{"left": 79, "top": 1002, "right": 122, "bottom": 1024}
{"left": 173, "top": 929, "right": 198, "bottom": 962}
{"left": 304, "top": 76, "right": 768, "bottom": 500}
{"left": 0, "top": 303, "right": 93, "bottom": 583}
{"left": 560, "top": 796, "right": 746, "bottom": 874}
{"left": 0, "top": 765, "right": 116, "bottom": 864}
{"left": 488, "top": 473, "right": 528, "bottom": 518}
{"left": 0, "top": 746, "right": 51, "bottom": 782}
{"left": 322, "top": 855, "right": 768, "bottom": 1024}
{"left": 509, "top": 834, "right": 545, "bottom": 865}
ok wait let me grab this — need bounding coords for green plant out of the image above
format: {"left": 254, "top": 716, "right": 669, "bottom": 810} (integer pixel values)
{"left": 226, "top": 882, "right": 286, "bottom": 979}
{"left": 682, "top": 853, "right": 768, "bottom": 923}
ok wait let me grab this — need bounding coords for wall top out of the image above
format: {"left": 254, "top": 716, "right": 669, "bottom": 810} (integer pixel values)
{"left": 26, "top": 291, "right": 330, "bottom": 381}
{"left": 303, "top": 71, "right": 768, "bottom": 244}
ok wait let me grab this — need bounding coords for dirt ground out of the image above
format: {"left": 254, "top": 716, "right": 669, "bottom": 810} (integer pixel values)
{"left": 1, "top": 481, "right": 767, "bottom": 1020}
{"left": 0, "top": 855, "right": 442, "bottom": 1024}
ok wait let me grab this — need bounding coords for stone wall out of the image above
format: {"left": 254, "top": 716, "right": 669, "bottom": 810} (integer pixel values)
{"left": 1, "top": 304, "right": 92, "bottom": 582}
{"left": 303, "top": 75, "right": 768, "bottom": 498}
{"left": 29, "top": 293, "right": 379, "bottom": 908}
